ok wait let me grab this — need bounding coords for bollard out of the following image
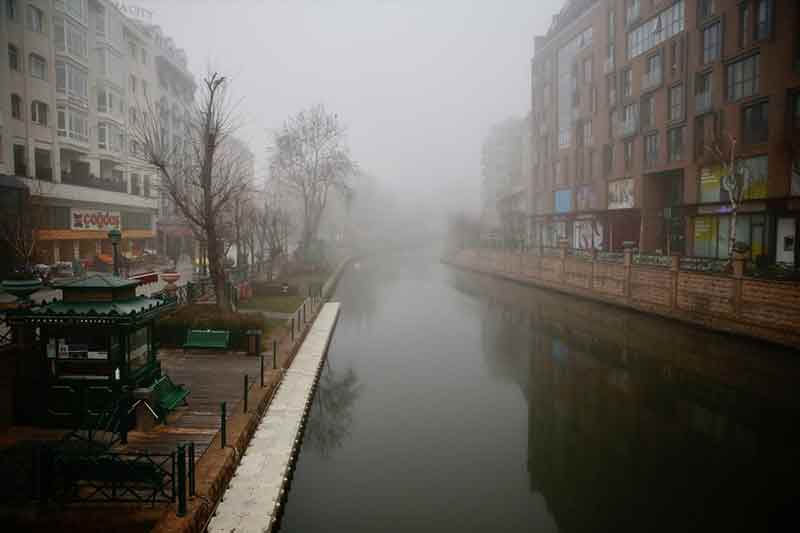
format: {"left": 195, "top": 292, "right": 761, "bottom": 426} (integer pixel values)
{"left": 176, "top": 445, "right": 187, "bottom": 517}
{"left": 260, "top": 352, "right": 264, "bottom": 387}
{"left": 273, "top": 339, "right": 277, "bottom": 370}
{"left": 188, "top": 442, "right": 196, "bottom": 497}
{"left": 220, "top": 402, "right": 227, "bottom": 448}
{"left": 243, "top": 374, "right": 249, "bottom": 413}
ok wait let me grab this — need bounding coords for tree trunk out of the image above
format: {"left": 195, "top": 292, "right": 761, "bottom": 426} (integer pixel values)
{"left": 206, "top": 226, "right": 230, "bottom": 311}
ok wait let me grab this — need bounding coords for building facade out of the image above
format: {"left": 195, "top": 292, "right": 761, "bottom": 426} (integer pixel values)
{"left": 0, "top": 0, "right": 195, "bottom": 268}
{"left": 529, "top": 0, "right": 800, "bottom": 264}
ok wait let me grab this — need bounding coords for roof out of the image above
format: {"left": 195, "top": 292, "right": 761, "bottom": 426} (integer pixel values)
{"left": 53, "top": 273, "right": 139, "bottom": 290}
{"left": 7, "top": 295, "right": 175, "bottom": 327}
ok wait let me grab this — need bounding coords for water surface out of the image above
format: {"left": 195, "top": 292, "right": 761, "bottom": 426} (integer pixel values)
{"left": 279, "top": 249, "right": 800, "bottom": 532}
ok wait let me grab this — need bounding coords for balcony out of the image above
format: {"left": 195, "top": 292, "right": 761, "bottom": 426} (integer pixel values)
{"left": 696, "top": 92, "right": 712, "bottom": 114}
{"left": 603, "top": 57, "right": 615, "bottom": 74}
{"left": 61, "top": 171, "right": 126, "bottom": 193}
{"left": 642, "top": 69, "right": 662, "bottom": 92}
{"left": 616, "top": 117, "right": 639, "bottom": 139}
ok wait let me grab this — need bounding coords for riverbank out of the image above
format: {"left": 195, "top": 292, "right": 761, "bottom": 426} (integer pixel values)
{"left": 150, "top": 257, "right": 352, "bottom": 533}
{"left": 445, "top": 248, "right": 800, "bottom": 348}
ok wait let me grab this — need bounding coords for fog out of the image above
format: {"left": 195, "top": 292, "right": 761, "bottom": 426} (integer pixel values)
{"left": 140, "top": 0, "right": 560, "bottom": 235}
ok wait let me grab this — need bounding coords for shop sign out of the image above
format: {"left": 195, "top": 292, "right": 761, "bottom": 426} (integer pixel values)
{"left": 608, "top": 178, "right": 634, "bottom": 209}
{"left": 555, "top": 190, "right": 572, "bottom": 213}
{"left": 71, "top": 208, "right": 121, "bottom": 231}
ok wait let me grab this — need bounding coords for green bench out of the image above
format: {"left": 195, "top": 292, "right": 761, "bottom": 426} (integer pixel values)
{"left": 152, "top": 375, "right": 190, "bottom": 421}
{"left": 183, "top": 329, "right": 230, "bottom": 351}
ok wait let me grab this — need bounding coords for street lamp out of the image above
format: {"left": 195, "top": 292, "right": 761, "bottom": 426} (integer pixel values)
{"left": 108, "top": 228, "right": 122, "bottom": 277}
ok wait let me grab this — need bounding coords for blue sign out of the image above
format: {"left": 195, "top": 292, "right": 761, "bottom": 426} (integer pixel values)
{"left": 555, "top": 190, "right": 572, "bottom": 213}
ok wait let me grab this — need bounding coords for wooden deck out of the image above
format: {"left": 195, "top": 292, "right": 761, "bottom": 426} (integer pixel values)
{"left": 119, "top": 349, "right": 263, "bottom": 461}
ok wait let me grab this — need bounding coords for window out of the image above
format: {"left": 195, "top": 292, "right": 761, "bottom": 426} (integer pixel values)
{"left": 143, "top": 175, "right": 150, "bottom": 197}
{"left": 699, "top": 0, "right": 714, "bottom": 19}
{"left": 130, "top": 173, "right": 140, "bottom": 195}
{"left": 622, "top": 68, "right": 631, "bottom": 97}
{"left": 608, "top": 74, "right": 617, "bottom": 106}
{"left": 669, "top": 84, "right": 684, "bottom": 121}
{"left": 56, "top": 105, "right": 89, "bottom": 142}
{"left": 11, "top": 93, "right": 22, "bottom": 119}
{"left": 64, "top": 0, "right": 85, "bottom": 22}
{"left": 755, "top": 0, "right": 772, "bottom": 41}
{"left": 54, "top": 18, "right": 88, "bottom": 59}
{"left": 591, "top": 86, "right": 598, "bottom": 113}
{"left": 696, "top": 71, "right": 712, "bottom": 112}
{"left": 31, "top": 100, "right": 47, "bottom": 126}
{"left": 128, "top": 40, "right": 137, "bottom": 59}
{"left": 624, "top": 139, "right": 634, "bottom": 168}
{"left": 693, "top": 214, "right": 766, "bottom": 259}
{"left": 604, "top": 144, "right": 615, "bottom": 174}
{"left": 739, "top": 3, "right": 750, "bottom": 48}
{"left": 142, "top": 80, "right": 148, "bottom": 98}
{"left": 95, "top": 3, "right": 105, "bottom": 35}
{"left": 641, "top": 94, "right": 655, "bottom": 129}
{"left": 626, "top": 0, "right": 640, "bottom": 26}
{"left": 29, "top": 53, "right": 46, "bottom": 80}
{"left": 583, "top": 57, "right": 592, "bottom": 83}
{"left": 582, "top": 120, "right": 593, "bottom": 146}
{"left": 55, "top": 61, "right": 88, "bottom": 100}
{"left": 97, "top": 87, "right": 121, "bottom": 114}
{"left": 703, "top": 22, "right": 721, "bottom": 64}
{"left": 8, "top": 44, "right": 19, "bottom": 71}
{"left": 26, "top": 4, "right": 43, "bottom": 32}
{"left": 668, "top": 126, "right": 684, "bottom": 161}
{"left": 129, "top": 74, "right": 136, "bottom": 94}
{"left": 6, "top": 0, "right": 16, "bottom": 20}
{"left": 727, "top": 54, "right": 759, "bottom": 101}
{"left": 608, "top": 9, "right": 616, "bottom": 37}
{"left": 644, "top": 132, "right": 659, "bottom": 168}
{"left": 13, "top": 144, "right": 26, "bottom": 175}
{"left": 627, "top": 0, "right": 685, "bottom": 59}
{"left": 699, "top": 156, "right": 768, "bottom": 204}
{"left": 141, "top": 48, "right": 147, "bottom": 65}
{"left": 742, "top": 100, "right": 768, "bottom": 144}
{"left": 669, "top": 38, "right": 681, "bottom": 74}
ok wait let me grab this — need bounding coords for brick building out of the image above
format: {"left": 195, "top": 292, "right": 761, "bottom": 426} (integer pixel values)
{"left": 528, "top": 0, "right": 800, "bottom": 264}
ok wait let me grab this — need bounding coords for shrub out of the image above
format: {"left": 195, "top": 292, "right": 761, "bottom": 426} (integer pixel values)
{"left": 155, "top": 304, "right": 269, "bottom": 350}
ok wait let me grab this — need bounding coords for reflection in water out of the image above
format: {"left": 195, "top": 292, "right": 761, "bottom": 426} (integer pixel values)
{"left": 452, "top": 270, "right": 800, "bottom": 532}
{"left": 280, "top": 252, "right": 800, "bottom": 533}
{"left": 304, "top": 362, "right": 363, "bottom": 456}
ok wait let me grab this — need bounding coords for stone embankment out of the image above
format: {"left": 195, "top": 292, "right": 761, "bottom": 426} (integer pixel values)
{"left": 446, "top": 248, "right": 800, "bottom": 348}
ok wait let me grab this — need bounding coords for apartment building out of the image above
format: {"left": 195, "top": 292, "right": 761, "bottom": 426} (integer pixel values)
{"left": 0, "top": 0, "right": 195, "bottom": 267}
{"left": 528, "top": 0, "right": 800, "bottom": 264}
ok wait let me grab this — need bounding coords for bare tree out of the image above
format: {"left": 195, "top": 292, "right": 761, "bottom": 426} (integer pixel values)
{"left": 132, "top": 72, "right": 249, "bottom": 310}
{"left": 0, "top": 177, "right": 52, "bottom": 272}
{"left": 706, "top": 133, "right": 756, "bottom": 261}
{"left": 268, "top": 104, "right": 356, "bottom": 263}
{"left": 254, "top": 185, "right": 292, "bottom": 279}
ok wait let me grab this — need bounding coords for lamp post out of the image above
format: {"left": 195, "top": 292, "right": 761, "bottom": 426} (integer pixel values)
{"left": 108, "top": 229, "right": 122, "bottom": 277}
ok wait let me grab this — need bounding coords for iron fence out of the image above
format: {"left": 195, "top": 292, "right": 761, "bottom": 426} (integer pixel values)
{"left": 48, "top": 449, "right": 176, "bottom": 504}
{"left": 679, "top": 256, "right": 729, "bottom": 274}
{"left": 596, "top": 251, "right": 625, "bottom": 263}
{"left": 632, "top": 254, "right": 672, "bottom": 268}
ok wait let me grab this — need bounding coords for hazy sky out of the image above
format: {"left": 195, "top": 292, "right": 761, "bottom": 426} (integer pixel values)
{"left": 139, "top": 0, "right": 561, "bottom": 212}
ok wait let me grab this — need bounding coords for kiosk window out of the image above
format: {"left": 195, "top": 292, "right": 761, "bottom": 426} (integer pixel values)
{"left": 128, "top": 327, "right": 150, "bottom": 372}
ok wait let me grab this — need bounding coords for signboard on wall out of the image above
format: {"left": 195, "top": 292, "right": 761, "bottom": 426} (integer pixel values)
{"left": 608, "top": 178, "right": 634, "bottom": 209}
{"left": 554, "top": 190, "right": 572, "bottom": 213}
{"left": 71, "top": 209, "right": 121, "bottom": 231}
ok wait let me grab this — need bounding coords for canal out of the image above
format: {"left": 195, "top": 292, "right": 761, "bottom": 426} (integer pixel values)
{"left": 279, "top": 249, "right": 800, "bottom": 532}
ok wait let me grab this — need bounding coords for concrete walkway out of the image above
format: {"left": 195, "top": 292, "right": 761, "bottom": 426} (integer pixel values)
{"left": 207, "top": 302, "right": 341, "bottom": 533}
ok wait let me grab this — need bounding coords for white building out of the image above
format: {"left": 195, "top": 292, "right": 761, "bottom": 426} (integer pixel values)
{"left": 0, "top": 0, "right": 195, "bottom": 266}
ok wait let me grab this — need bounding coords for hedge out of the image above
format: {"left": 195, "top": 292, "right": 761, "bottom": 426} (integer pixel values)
{"left": 155, "top": 304, "right": 269, "bottom": 350}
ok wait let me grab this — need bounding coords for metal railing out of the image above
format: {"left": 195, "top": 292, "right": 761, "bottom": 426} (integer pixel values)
{"left": 680, "top": 256, "right": 728, "bottom": 273}
{"left": 596, "top": 251, "right": 625, "bottom": 263}
{"left": 62, "top": 172, "right": 127, "bottom": 193}
{"left": 632, "top": 254, "right": 672, "bottom": 268}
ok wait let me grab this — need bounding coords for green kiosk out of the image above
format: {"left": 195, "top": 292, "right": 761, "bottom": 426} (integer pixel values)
{"left": 7, "top": 274, "right": 176, "bottom": 428}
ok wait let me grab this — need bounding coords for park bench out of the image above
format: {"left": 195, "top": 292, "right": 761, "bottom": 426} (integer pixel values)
{"left": 151, "top": 374, "right": 190, "bottom": 421}
{"left": 183, "top": 329, "right": 230, "bottom": 351}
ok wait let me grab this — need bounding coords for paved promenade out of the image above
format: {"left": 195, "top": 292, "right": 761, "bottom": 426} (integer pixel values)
{"left": 208, "top": 302, "right": 341, "bottom": 533}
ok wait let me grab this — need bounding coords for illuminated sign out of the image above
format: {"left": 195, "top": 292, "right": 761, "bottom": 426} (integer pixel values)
{"left": 70, "top": 208, "right": 122, "bottom": 231}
